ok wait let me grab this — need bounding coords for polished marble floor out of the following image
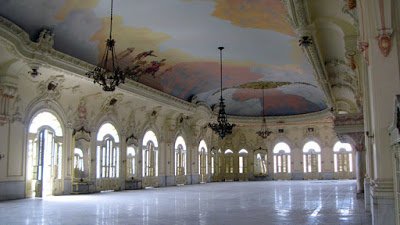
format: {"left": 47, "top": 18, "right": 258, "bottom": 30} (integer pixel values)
{"left": 0, "top": 180, "right": 371, "bottom": 225}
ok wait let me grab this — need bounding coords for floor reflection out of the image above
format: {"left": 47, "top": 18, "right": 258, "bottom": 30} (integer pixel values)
{"left": 0, "top": 180, "right": 371, "bottom": 225}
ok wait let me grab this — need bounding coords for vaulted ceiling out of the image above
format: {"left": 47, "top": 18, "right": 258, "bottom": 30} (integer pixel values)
{"left": 0, "top": 0, "right": 329, "bottom": 116}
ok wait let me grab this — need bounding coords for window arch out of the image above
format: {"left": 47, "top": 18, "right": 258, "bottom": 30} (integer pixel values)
{"left": 96, "top": 123, "right": 120, "bottom": 179}
{"left": 175, "top": 136, "right": 187, "bottom": 176}
{"left": 126, "top": 146, "right": 136, "bottom": 178}
{"left": 273, "top": 142, "right": 291, "bottom": 174}
{"left": 302, "top": 141, "right": 322, "bottom": 173}
{"left": 27, "top": 111, "right": 63, "bottom": 197}
{"left": 198, "top": 140, "right": 208, "bottom": 176}
{"left": 238, "top": 149, "right": 248, "bottom": 174}
{"left": 29, "top": 112, "right": 63, "bottom": 136}
{"left": 142, "top": 130, "right": 159, "bottom": 177}
{"left": 224, "top": 149, "right": 234, "bottom": 174}
{"left": 333, "top": 142, "right": 353, "bottom": 173}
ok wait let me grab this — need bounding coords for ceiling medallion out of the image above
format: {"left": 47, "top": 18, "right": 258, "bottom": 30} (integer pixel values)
{"left": 209, "top": 47, "right": 235, "bottom": 139}
{"left": 86, "top": 0, "right": 165, "bottom": 91}
{"left": 256, "top": 88, "right": 272, "bottom": 139}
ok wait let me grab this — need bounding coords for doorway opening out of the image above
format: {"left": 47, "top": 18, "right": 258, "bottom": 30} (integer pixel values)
{"left": 26, "top": 111, "right": 63, "bottom": 197}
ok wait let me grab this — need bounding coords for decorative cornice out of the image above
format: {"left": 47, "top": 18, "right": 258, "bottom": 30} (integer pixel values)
{"left": 284, "top": 0, "right": 334, "bottom": 107}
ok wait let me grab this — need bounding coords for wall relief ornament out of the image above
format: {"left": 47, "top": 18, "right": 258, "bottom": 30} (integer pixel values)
{"left": 376, "top": 30, "right": 392, "bottom": 57}
{"left": 100, "top": 93, "right": 124, "bottom": 113}
{"left": 37, "top": 75, "right": 65, "bottom": 101}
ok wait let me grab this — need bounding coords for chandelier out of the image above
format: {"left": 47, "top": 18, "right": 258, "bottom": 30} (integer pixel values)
{"left": 256, "top": 88, "right": 272, "bottom": 139}
{"left": 209, "top": 47, "right": 235, "bottom": 139}
{"left": 86, "top": 0, "right": 124, "bottom": 91}
{"left": 86, "top": 0, "right": 165, "bottom": 91}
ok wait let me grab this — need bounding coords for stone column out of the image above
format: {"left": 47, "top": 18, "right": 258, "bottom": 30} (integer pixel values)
{"left": 346, "top": 132, "right": 366, "bottom": 194}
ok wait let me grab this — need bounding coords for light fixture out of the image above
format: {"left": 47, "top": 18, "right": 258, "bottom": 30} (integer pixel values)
{"left": 209, "top": 47, "right": 235, "bottom": 139}
{"left": 256, "top": 88, "right": 272, "bottom": 139}
{"left": 85, "top": 0, "right": 124, "bottom": 91}
{"left": 85, "top": 0, "right": 166, "bottom": 91}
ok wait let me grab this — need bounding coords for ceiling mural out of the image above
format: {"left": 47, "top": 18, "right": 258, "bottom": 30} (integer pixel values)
{"left": 0, "top": 0, "right": 327, "bottom": 116}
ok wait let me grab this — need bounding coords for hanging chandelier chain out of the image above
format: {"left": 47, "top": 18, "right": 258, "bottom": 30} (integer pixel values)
{"left": 257, "top": 85, "right": 272, "bottom": 139}
{"left": 262, "top": 88, "right": 265, "bottom": 117}
{"left": 109, "top": 0, "right": 114, "bottom": 40}
{"left": 219, "top": 47, "right": 224, "bottom": 100}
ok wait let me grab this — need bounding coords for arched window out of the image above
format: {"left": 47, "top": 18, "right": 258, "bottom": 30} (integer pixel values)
{"left": 142, "top": 130, "right": 159, "bottom": 177}
{"left": 302, "top": 141, "right": 322, "bottom": 173}
{"left": 127, "top": 146, "right": 136, "bottom": 178}
{"left": 198, "top": 140, "right": 208, "bottom": 175}
{"left": 175, "top": 136, "right": 187, "bottom": 176}
{"left": 74, "top": 148, "right": 84, "bottom": 177}
{"left": 96, "top": 123, "right": 120, "bottom": 179}
{"left": 27, "top": 111, "right": 63, "bottom": 197}
{"left": 273, "top": 142, "right": 291, "bottom": 174}
{"left": 254, "top": 151, "right": 268, "bottom": 176}
{"left": 238, "top": 149, "right": 248, "bottom": 174}
{"left": 225, "top": 149, "right": 234, "bottom": 174}
{"left": 333, "top": 142, "right": 353, "bottom": 173}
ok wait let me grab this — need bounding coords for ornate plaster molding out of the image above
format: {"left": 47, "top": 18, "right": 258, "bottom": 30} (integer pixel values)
{"left": 284, "top": 0, "right": 334, "bottom": 107}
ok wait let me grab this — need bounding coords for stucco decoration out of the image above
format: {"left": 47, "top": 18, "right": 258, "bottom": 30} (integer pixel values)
{"left": 36, "top": 75, "right": 65, "bottom": 101}
{"left": 0, "top": 0, "right": 328, "bottom": 116}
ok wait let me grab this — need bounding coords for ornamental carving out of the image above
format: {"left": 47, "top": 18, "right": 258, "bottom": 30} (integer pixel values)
{"left": 37, "top": 75, "right": 65, "bottom": 101}
{"left": 377, "top": 31, "right": 392, "bottom": 57}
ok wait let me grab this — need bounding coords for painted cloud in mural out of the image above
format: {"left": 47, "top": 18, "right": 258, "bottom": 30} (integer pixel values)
{"left": 0, "top": 0, "right": 327, "bottom": 116}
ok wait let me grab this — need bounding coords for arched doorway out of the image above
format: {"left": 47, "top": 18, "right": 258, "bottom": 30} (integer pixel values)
{"left": 273, "top": 142, "right": 291, "bottom": 180}
{"left": 224, "top": 149, "right": 234, "bottom": 181}
{"left": 26, "top": 111, "right": 63, "bottom": 197}
{"left": 302, "top": 141, "right": 322, "bottom": 180}
{"left": 142, "top": 130, "right": 159, "bottom": 187}
{"left": 333, "top": 141, "right": 354, "bottom": 179}
{"left": 198, "top": 140, "right": 208, "bottom": 183}
{"left": 96, "top": 123, "right": 120, "bottom": 191}
{"left": 174, "top": 136, "right": 187, "bottom": 185}
{"left": 238, "top": 149, "right": 248, "bottom": 181}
